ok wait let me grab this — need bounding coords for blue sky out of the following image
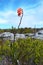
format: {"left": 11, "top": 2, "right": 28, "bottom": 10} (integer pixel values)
{"left": 0, "top": 0, "right": 43, "bottom": 29}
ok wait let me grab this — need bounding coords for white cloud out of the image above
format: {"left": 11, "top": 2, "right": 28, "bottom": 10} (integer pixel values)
{"left": 0, "top": 10, "right": 18, "bottom": 24}
{"left": 0, "top": 18, "right": 7, "bottom": 24}
{"left": 20, "top": 0, "right": 43, "bottom": 28}
{"left": 0, "top": 0, "right": 43, "bottom": 28}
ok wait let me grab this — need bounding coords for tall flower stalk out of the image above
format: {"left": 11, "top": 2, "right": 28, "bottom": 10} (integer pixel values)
{"left": 14, "top": 8, "right": 23, "bottom": 41}
{"left": 17, "top": 8, "right": 23, "bottom": 29}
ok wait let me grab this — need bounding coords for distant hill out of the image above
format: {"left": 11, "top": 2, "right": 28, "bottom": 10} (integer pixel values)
{"left": 0, "top": 27, "right": 43, "bottom": 34}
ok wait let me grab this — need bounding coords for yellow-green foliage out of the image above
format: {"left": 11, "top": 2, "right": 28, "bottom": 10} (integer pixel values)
{"left": 0, "top": 38, "right": 43, "bottom": 65}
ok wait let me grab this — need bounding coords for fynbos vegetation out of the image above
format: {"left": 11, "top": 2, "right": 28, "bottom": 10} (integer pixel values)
{"left": 0, "top": 38, "right": 43, "bottom": 65}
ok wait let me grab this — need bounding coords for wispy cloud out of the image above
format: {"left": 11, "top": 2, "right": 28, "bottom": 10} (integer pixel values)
{"left": 0, "top": 10, "right": 20, "bottom": 28}
{"left": 0, "top": 0, "right": 43, "bottom": 28}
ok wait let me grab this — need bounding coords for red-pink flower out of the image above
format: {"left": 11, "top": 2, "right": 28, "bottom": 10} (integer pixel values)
{"left": 17, "top": 8, "right": 23, "bottom": 16}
